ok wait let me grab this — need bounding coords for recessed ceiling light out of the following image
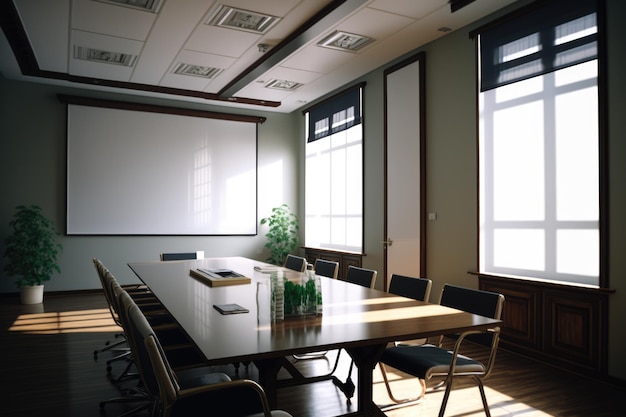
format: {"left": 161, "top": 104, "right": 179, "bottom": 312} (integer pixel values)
{"left": 206, "top": 5, "right": 280, "bottom": 34}
{"left": 172, "top": 63, "right": 223, "bottom": 79}
{"left": 95, "top": 0, "right": 162, "bottom": 13}
{"left": 73, "top": 46, "right": 136, "bottom": 66}
{"left": 265, "top": 79, "right": 303, "bottom": 91}
{"left": 317, "top": 30, "right": 374, "bottom": 52}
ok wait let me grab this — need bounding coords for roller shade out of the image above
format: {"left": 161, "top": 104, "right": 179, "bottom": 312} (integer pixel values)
{"left": 478, "top": 0, "right": 597, "bottom": 92}
{"left": 307, "top": 85, "right": 362, "bottom": 142}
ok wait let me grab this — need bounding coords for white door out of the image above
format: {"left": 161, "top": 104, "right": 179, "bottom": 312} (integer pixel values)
{"left": 384, "top": 54, "right": 425, "bottom": 290}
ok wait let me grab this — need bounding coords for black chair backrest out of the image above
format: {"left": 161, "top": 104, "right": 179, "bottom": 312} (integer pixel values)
{"left": 440, "top": 284, "right": 503, "bottom": 319}
{"left": 314, "top": 259, "right": 339, "bottom": 278}
{"left": 284, "top": 254, "right": 306, "bottom": 272}
{"left": 119, "top": 290, "right": 161, "bottom": 398}
{"left": 439, "top": 284, "right": 504, "bottom": 346}
{"left": 161, "top": 252, "right": 198, "bottom": 261}
{"left": 93, "top": 259, "right": 119, "bottom": 324}
{"left": 344, "top": 265, "right": 377, "bottom": 288}
{"left": 388, "top": 274, "right": 432, "bottom": 302}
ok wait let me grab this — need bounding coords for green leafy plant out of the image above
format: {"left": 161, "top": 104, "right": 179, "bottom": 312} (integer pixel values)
{"left": 283, "top": 278, "right": 319, "bottom": 316}
{"left": 260, "top": 204, "right": 299, "bottom": 266}
{"left": 3, "top": 205, "right": 63, "bottom": 287}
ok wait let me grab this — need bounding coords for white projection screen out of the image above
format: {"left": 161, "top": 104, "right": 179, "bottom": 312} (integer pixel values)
{"left": 65, "top": 99, "right": 260, "bottom": 235}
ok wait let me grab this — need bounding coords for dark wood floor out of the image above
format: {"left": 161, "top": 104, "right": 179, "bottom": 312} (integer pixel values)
{"left": 0, "top": 292, "right": 623, "bottom": 417}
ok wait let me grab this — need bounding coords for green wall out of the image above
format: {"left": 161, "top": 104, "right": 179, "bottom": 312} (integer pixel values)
{"left": 0, "top": 79, "right": 300, "bottom": 290}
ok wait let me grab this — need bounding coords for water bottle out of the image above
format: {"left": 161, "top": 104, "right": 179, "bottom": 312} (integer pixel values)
{"left": 271, "top": 271, "right": 284, "bottom": 321}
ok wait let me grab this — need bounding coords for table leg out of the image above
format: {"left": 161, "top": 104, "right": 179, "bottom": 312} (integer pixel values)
{"left": 345, "top": 344, "right": 387, "bottom": 417}
{"left": 253, "top": 358, "right": 284, "bottom": 408}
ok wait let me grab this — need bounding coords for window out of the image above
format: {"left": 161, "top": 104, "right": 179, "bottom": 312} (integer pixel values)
{"left": 477, "top": 0, "right": 603, "bottom": 286}
{"left": 304, "top": 85, "right": 363, "bottom": 253}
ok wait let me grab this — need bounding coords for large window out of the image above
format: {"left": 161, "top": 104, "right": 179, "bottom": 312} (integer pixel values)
{"left": 477, "top": 0, "right": 603, "bottom": 286}
{"left": 304, "top": 85, "right": 363, "bottom": 253}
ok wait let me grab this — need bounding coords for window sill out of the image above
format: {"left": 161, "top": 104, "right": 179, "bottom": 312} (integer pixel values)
{"left": 468, "top": 271, "right": 615, "bottom": 295}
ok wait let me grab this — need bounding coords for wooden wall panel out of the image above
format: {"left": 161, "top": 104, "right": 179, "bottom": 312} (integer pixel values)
{"left": 304, "top": 248, "right": 362, "bottom": 280}
{"left": 544, "top": 291, "right": 599, "bottom": 370}
{"left": 478, "top": 274, "right": 611, "bottom": 379}
{"left": 483, "top": 282, "right": 540, "bottom": 348}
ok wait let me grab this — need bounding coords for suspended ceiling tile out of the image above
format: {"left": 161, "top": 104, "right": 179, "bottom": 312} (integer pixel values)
{"left": 185, "top": 25, "right": 261, "bottom": 58}
{"left": 69, "top": 30, "right": 143, "bottom": 80}
{"left": 234, "top": 82, "right": 298, "bottom": 103}
{"left": 130, "top": 0, "right": 210, "bottom": 85}
{"left": 234, "top": 65, "right": 321, "bottom": 100}
{"left": 70, "top": 30, "right": 144, "bottom": 57}
{"left": 280, "top": 44, "right": 351, "bottom": 74}
{"left": 69, "top": 54, "right": 136, "bottom": 82}
{"left": 72, "top": 0, "right": 156, "bottom": 41}
{"left": 368, "top": 0, "right": 446, "bottom": 20}
{"left": 222, "top": 0, "right": 303, "bottom": 17}
{"left": 259, "top": 66, "right": 322, "bottom": 85}
{"left": 160, "top": 50, "right": 236, "bottom": 90}
{"left": 14, "top": 0, "right": 70, "bottom": 73}
{"left": 338, "top": 7, "right": 415, "bottom": 43}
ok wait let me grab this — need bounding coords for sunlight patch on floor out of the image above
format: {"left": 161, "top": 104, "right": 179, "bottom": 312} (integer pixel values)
{"left": 9, "top": 308, "right": 119, "bottom": 334}
{"left": 373, "top": 366, "right": 555, "bottom": 417}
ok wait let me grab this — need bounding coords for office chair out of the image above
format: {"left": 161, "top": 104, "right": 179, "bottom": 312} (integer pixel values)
{"left": 388, "top": 273, "right": 432, "bottom": 302}
{"left": 379, "top": 284, "right": 504, "bottom": 416}
{"left": 342, "top": 265, "right": 377, "bottom": 288}
{"left": 283, "top": 254, "right": 307, "bottom": 272}
{"left": 160, "top": 251, "right": 204, "bottom": 261}
{"left": 387, "top": 274, "right": 432, "bottom": 346}
{"left": 313, "top": 258, "right": 339, "bottom": 278}
{"left": 92, "top": 259, "right": 131, "bottom": 361}
{"left": 331, "top": 265, "right": 378, "bottom": 401}
{"left": 377, "top": 274, "right": 432, "bottom": 403}
{"left": 128, "top": 300, "right": 293, "bottom": 417}
{"left": 113, "top": 290, "right": 231, "bottom": 416}
{"left": 291, "top": 259, "right": 340, "bottom": 361}
{"left": 93, "top": 258, "right": 166, "bottom": 380}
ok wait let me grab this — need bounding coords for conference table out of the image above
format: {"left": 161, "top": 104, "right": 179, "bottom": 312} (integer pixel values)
{"left": 128, "top": 257, "right": 500, "bottom": 417}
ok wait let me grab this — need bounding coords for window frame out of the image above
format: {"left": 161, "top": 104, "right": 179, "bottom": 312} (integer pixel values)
{"left": 303, "top": 84, "right": 365, "bottom": 255}
{"left": 473, "top": 0, "right": 609, "bottom": 289}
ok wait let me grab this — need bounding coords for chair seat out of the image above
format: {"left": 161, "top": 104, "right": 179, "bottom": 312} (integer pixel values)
{"left": 177, "top": 368, "right": 231, "bottom": 389}
{"left": 247, "top": 412, "right": 294, "bottom": 417}
{"left": 381, "top": 344, "right": 486, "bottom": 377}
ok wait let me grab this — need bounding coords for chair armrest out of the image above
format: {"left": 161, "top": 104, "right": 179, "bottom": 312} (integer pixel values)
{"left": 176, "top": 379, "right": 273, "bottom": 417}
{"left": 446, "top": 327, "right": 502, "bottom": 377}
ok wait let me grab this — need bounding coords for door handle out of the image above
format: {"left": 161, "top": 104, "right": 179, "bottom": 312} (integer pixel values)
{"left": 382, "top": 239, "right": 393, "bottom": 246}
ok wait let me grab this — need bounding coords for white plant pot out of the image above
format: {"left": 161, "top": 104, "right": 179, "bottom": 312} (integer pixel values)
{"left": 20, "top": 285, "right": 44, "bottom": 305}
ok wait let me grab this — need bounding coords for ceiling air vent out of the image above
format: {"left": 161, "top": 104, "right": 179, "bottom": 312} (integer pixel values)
{"left": 206, "top": 5, "right": 280, "bottom": 34}
{"left": 95, "top": 0, "right": 162, "bottom": 13}
{"left": 317, "top": 31, "right": 373, "bottom": 52}
{"left": 73, "top": 46, "right": 137, "bottom": 66}
{"left": 172, "top": 63, "right": 223, "bottom": 79}
{"left": 265, "top": 79, "right": 302, "bottom": 91}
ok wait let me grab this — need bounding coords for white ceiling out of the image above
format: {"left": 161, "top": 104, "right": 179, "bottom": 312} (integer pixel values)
{"left": 0, "top": 0, "right": 519, "bottom": 113}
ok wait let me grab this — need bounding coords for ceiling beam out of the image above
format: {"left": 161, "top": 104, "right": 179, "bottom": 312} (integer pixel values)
{"left": 218, "top": 0, "right": 369, "bottom": 99}
{"left": 0, "top": 0, "right": 281, "bottom": 108}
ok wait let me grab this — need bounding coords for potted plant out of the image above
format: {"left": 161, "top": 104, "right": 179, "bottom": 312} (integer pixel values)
{"left": 3, "top": 205, "right": 63, "bottom": 304}
{"left": 260, "top": 204, "right": 299, "bottom": 266}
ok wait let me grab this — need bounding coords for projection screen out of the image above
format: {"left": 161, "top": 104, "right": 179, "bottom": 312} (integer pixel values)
{"left": 65, "top": 99, "right": 259, "bottom": 235}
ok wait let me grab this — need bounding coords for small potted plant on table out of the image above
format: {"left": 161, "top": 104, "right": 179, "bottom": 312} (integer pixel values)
{"left": 3, "top": 205, "right": 63, "bottom": 304}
